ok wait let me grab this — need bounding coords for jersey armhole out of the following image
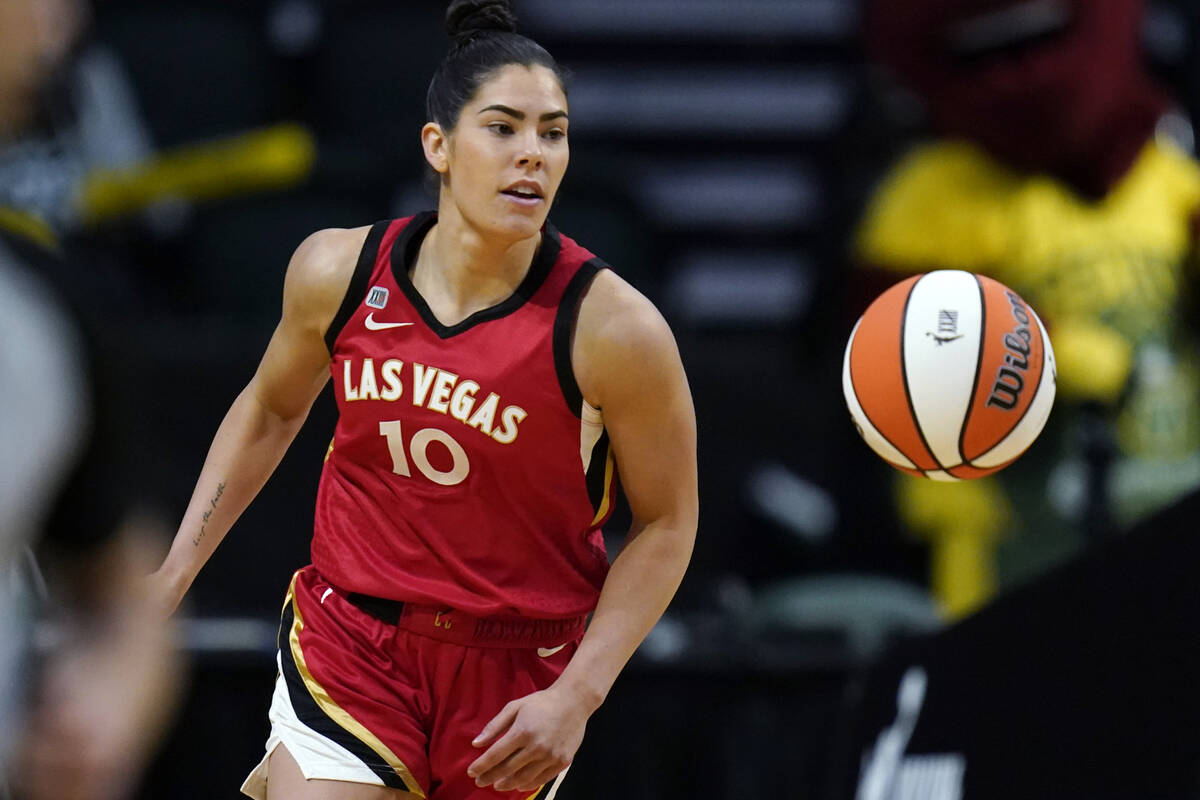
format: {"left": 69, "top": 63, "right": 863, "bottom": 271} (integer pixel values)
{"left": 553, "top": 257, "right": 606, "bottom": 419}
{"left": 323, "top": 220, "right": 390, "bottom": 354}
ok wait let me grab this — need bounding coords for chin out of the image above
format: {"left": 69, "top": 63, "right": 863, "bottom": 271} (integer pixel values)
{"left": 487, "top": 211, "right": 548, "bottom": 241}
{"left": 451, "top": 196, "right": 551, "bottom": 242}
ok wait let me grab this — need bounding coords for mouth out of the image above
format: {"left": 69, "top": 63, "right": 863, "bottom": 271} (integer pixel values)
{"left": 500, "top": 182, "right": 545, "bottom": 205}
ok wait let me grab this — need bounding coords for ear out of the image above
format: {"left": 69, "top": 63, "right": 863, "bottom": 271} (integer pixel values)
{"left": 421, "top": 122, "right": 450, "bottom": 174}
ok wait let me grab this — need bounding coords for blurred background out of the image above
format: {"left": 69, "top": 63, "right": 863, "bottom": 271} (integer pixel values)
{"left": 4, "top": 0, "right": 1200, "bottom": 797}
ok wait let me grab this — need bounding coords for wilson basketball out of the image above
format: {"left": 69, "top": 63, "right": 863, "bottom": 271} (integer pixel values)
{"left": 843, "top": 270, "right": 1056, "bottom": 480}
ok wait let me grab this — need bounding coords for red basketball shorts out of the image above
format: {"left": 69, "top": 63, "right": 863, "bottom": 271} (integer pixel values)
{"left": 241, "top": 566, "right": 585, "bottom": 799}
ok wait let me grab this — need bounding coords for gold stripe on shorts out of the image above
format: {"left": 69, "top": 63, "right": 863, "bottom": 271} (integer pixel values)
{"left": 286, "top": 574, "right": 425, "bottom": 796}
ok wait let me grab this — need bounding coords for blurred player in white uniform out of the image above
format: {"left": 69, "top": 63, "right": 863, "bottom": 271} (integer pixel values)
{"left": 0, "top": 1, "right": 180, "bottom": 798}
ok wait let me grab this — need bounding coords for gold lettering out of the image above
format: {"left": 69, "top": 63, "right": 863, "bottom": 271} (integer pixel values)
{"left": 343, "top": 359, "right": 359, "bottom": 401}
{"left": 412, "top": 363, "right": 437, "bottom": 407}
{"left": 428, "top": 370, "right": 457, "bottom": 414}
{"left": 467, "top": 392, "right": 500, "bottom": 436}
{"left": 380, "top": 359, "right": 404, "bottom": 401}
{"left": 491, "top": 405, "right": 527, "bottom": 444}
{"left": 450, "top": 380, "right": 480, "bottom": 422}
{"left": 359, "top": 358, "right": 379, "bottom": 400}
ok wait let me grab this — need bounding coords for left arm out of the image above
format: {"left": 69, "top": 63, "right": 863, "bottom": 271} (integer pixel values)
{"left": 469, "top": 270, "right": 698, "bottom": 792}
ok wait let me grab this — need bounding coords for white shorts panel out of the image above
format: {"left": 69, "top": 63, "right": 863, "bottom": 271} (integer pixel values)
{"left": 240, "top": 652, "right": 386, "bottom": 799}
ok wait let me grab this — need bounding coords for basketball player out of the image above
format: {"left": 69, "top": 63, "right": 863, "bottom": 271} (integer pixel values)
{"left": 147, "top": 1, "right": 698, "bottom": 798}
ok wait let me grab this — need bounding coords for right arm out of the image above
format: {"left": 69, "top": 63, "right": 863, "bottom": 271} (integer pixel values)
{"left": 149, "top": 226, "right": 369, "bottom": 614}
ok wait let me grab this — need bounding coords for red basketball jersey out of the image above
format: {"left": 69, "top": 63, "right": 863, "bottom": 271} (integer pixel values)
{"left": 311, "top": 213, "right": 616, "bottom": 618}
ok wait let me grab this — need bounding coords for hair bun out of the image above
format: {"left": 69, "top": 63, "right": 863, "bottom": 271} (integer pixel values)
{"left": 445, "top": 0, "right": 517, "bottom": 41}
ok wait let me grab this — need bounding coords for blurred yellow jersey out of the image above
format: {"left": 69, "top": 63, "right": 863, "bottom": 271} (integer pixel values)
{"left": 856, "top": 136, "right": 1200, "bottom": 408}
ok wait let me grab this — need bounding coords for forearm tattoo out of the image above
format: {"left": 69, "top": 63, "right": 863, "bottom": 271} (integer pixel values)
{"left": 193, "top": 481, "right": 227, "bottom": 546}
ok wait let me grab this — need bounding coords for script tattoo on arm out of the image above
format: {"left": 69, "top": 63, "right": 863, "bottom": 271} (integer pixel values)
{"left": 192, "top": 481, "right": 227, "bottom": 546}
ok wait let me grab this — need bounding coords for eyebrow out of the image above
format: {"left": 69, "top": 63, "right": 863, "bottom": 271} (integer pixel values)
{"left": 477, "top": 104, "right": 568, "bottom": 122}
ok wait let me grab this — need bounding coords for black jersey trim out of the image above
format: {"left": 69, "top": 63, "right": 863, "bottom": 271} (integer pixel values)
{"left": 553, "top": 258, "right": 606, "bottom": 419}
{"left": 389, "top": 211, "right": 562, "bottom": 339}
{"left": 277, "top": 600, "right": 416, "bottom": 793}
{"left": 585, "top": 428, "right": 613, "bottom": 514}
{"left": 323, "top": 220, "right": 390, "bottom": 354}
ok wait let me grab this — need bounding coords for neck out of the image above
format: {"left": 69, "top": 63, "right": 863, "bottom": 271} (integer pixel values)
{"left": 412, "top": 203, "right": 542, "bottom": 323}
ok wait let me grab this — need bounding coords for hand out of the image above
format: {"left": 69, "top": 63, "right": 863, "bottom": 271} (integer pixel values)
{"left": 16, "top": 646, "right": 139, "bottom": 800}
{"left": 14, "top": 632, "right": 182, "bottom": 800}
{"left": 14, "top": 514, "right": 183, "bottom": 800}
{"left": 467, "top": 685, "right": 591, "bottom": 793}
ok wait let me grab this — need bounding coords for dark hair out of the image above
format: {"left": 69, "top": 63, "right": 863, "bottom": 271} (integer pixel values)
{"left": 426, "top": 0, "right": 568, "bottom": 131}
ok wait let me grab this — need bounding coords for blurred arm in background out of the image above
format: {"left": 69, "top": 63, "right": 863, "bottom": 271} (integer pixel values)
{"left": 0, "top": 1, "right": 182, "bottom": 798}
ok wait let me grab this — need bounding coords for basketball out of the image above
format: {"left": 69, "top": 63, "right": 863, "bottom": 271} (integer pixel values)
{"left": 843, "top": 270, "right": 1056, "bottom": 480}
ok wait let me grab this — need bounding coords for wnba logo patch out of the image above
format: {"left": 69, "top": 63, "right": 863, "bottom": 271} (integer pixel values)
{"left": 366, "top": 286, "right": 390, "bottom": 309}
{"left": 927, "top": 310, "right": 963, "bottom": 345}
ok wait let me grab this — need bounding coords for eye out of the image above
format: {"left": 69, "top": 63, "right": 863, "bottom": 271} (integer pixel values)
{"left": 542, "top": 127, "right": 567, "bottom": 141}
{"left": 488, "top": 122, "right": 515, "bottom": 135}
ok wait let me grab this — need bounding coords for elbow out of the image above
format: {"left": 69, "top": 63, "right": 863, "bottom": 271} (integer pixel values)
{"left": 242, "top": 383, "right": 310, "bottom": 432}
{"left": 632, "top": 509, "right": 697, "bottom": 562}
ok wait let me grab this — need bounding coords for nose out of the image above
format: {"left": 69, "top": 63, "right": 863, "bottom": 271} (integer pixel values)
{"left": 516, "top": 131, "right": 543, "bottom": 170}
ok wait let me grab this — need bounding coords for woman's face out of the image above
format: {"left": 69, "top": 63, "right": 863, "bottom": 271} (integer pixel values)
{"left": 424, "top": 63, "right": 569, "bottom": 242}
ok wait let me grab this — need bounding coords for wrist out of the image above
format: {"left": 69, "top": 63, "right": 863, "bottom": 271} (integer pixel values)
{"left": 152, "top": 560, "right": 193, "bottom": 611}
{"left": 551, "top": 670, "right": 607, "bottom": 715}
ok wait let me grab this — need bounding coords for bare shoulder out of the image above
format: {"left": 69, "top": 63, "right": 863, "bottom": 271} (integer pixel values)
{"left": 574, "top": 268, "right": 684, "bottom": 404}
{"left": 577, "top": 269, "right": 676, "bottom": 355}
{"left": 281, "top": 225, "right": 372, "bottom": 330}
{"left": 284, "top": 226, "right": 371, "bottom": 302}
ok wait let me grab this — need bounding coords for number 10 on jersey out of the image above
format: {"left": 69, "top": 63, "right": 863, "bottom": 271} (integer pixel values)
{"left": 379, "top": 419, "right": 470, "bottom": 486}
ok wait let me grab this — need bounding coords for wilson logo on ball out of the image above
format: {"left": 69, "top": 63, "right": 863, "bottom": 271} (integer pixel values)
{"left": 842, "top": 270, "right": 1056, "bottom": 481}
{"left": 986, "top": 291, "right": 1034, "bottom": 410}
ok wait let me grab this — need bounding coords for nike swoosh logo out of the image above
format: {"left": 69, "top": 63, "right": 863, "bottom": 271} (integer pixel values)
{"left": 364, "top": 312, "right": 415, "bottom": 331}
{"left": 537, "top": 643, "right": 567, "bottom": 658}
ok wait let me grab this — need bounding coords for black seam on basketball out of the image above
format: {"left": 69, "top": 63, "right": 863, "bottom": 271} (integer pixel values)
{"left": 847, "top": 328, "right": 923, "bottom": 472}
{"left": 958, "top": 273, "right": 988, "bottom": 465}
{"left": 899, "top": 275, "right": 947, "bottom": 472}
{"left": 946, "top": 463, "right": 982, "bottom": 479}
{"left": 278, "top": 600, "right": 412, "bottom": 790}
{"left": 955, "top": 453, "right": 1019, "bottom": 477}
{"left": 1003, "top": 308, "right": 1047, "bottom": 436}
{"left": 553, "top": 258, "right": 605, "bottom": 418}
{"left": 324, "top": 220, "right": 391, "bottom": 354}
